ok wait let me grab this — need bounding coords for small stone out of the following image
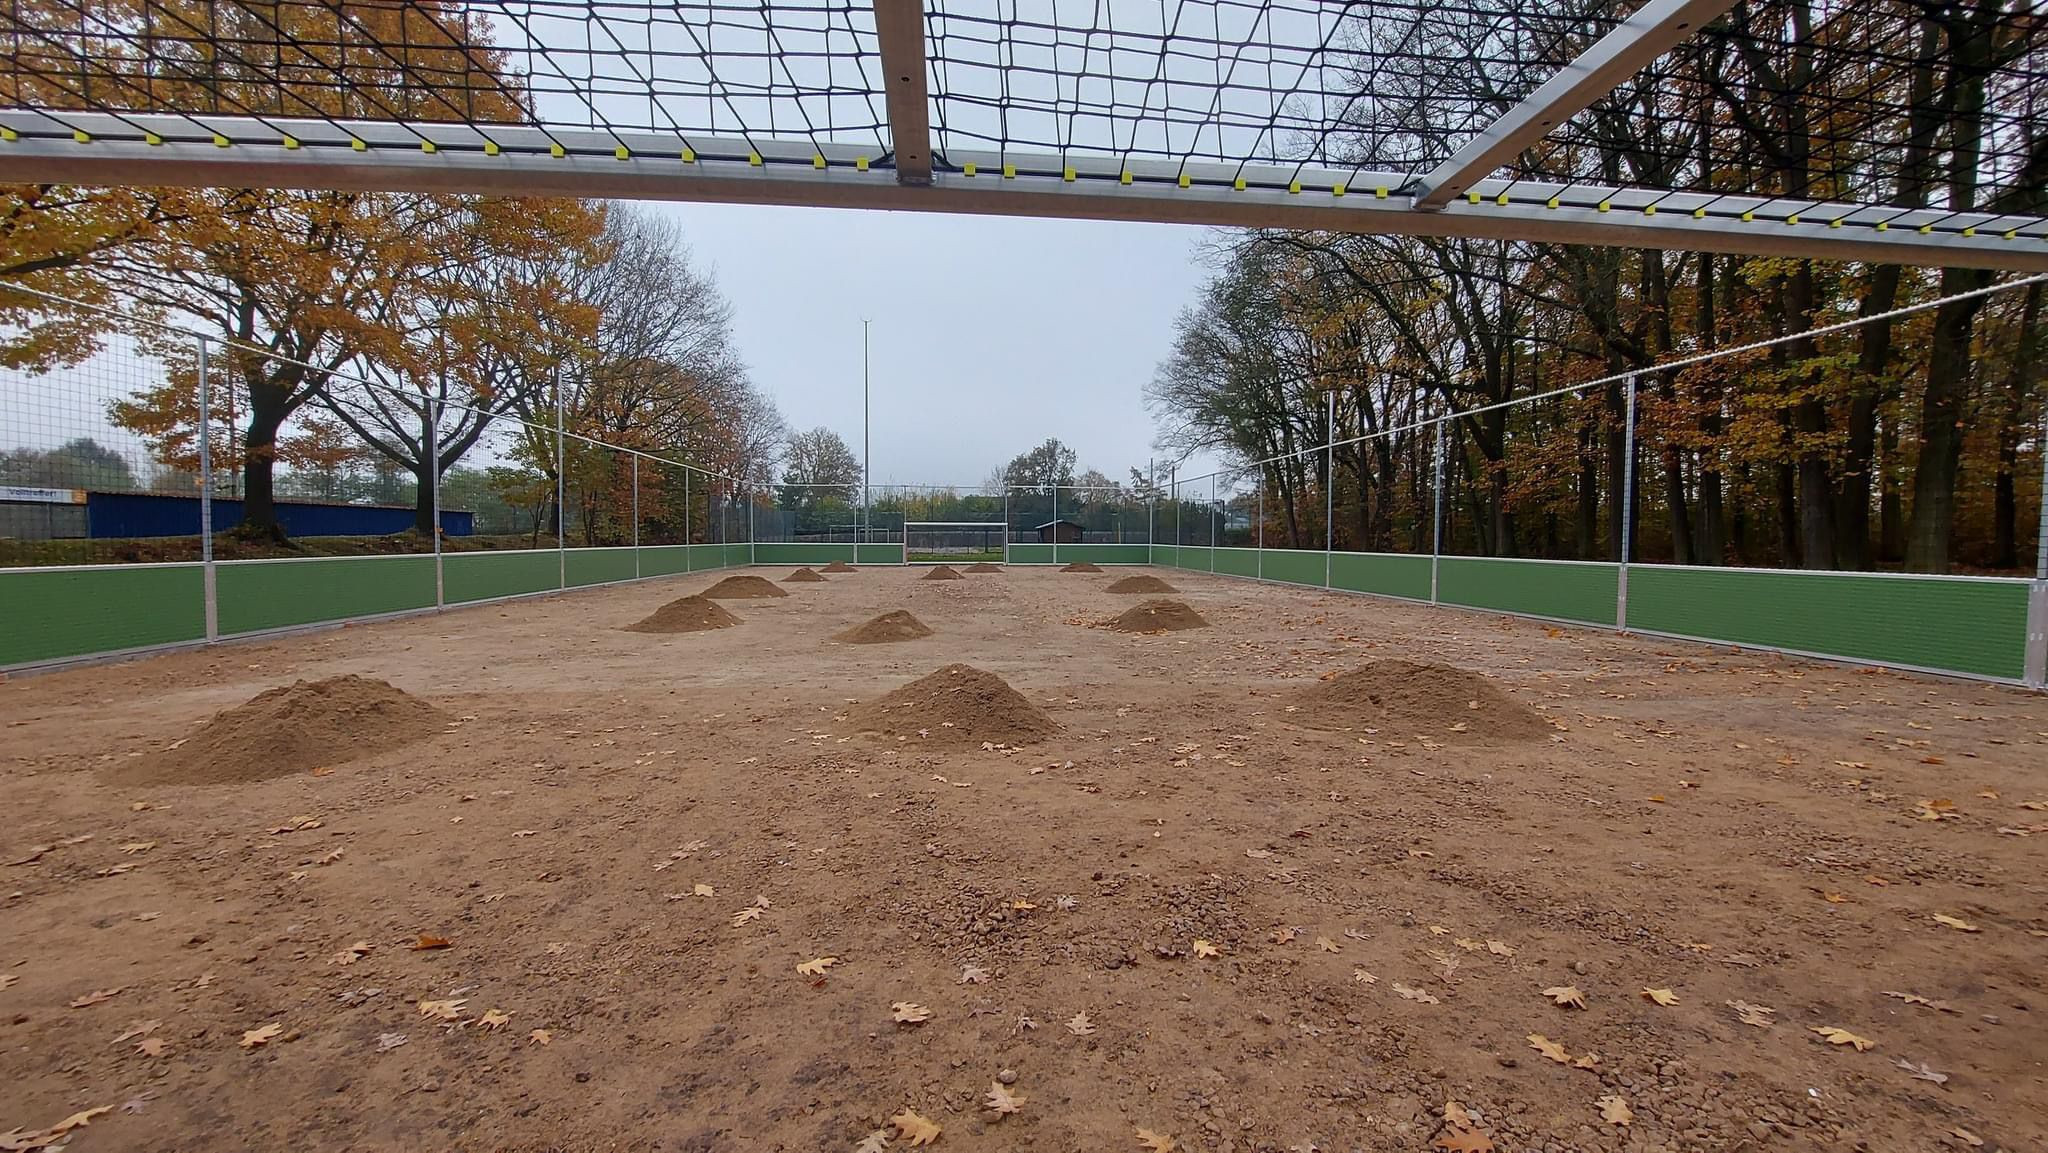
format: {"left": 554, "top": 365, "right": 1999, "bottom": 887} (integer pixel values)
{"left": 997, "top": 1069, "right": 1019, "bottom": 1085}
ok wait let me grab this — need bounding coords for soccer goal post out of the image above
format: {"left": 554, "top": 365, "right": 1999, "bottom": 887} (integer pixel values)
{"left": 903, "top": 522, "right": 1008, "bottom": 565}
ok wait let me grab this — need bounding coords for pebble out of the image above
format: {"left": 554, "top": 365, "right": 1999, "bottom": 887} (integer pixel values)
{"left": 997, "top": 1069, "right": 1018, "bottom": 1085}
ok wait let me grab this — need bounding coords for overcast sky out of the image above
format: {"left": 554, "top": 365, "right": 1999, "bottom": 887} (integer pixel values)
{"left": 646, "top": 200, "right": 1221, "bottom": 490}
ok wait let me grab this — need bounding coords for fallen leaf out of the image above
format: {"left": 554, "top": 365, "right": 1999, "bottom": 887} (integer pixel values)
{"left": 1596, "top": 1096, "right": 1632, "bottom": 1127}
{"left": 1441, "top": 1100, "right": 1473, "bottom": 1127}
{"left": 1895, "top": 1058, "right": 1948, "bottom": 1084}
{"left": 984, "top": 1082, "right": 1026, "bottom": 1115}
{"left": 1822, "top": 891, "right": 1849, "bottom": 903}
{"left": 119, "top": 841, "right": 156, "bottom": 854}
{"left": 478, "top": 1008, "right": 512, "bottom": 1030}
{"left": 1351, "top": 969, "right": 1377, "bottom": 985}
{"left": 375, "top": 1032, "right": 408, "bottom": 1052}
{"left": 1315, "top": 936, "right": 1340, "bottom": 953}
{"left": 527, "top": 1028, "right": 552, "bottom": 1046}
{"left": 1066, "top": 1011, "right": 1096, "bottom": 1036}
{"left": 67, "top": 987, "right": 125, "bottom": 1008}
{"left": 1392, "top": 983, "right": 1440, "bottom": 1005}
{"left": 854, "top": 1129, "right": 893, "bottom": 1153}
{"left": 798, "top": 958, "right": 838, "bottom": 977}
{"left": 731, "top": 907, "right": 764, "bottom": 927}
{"left": 239, "top": 1022, "right": 284, "bottom": 1049}
{"left": 1528, "top": 1034, "right": 1571, "bottom": 1064}
{"left": 1269, "top": 926, "right": 1299, "bottom": 944}
{"left": 957, "top": 964, "right": 987, "bottom": 984}
{"left": 1728, "top": 1000, "right": 1776, "bottom": 1028}
{"left": 1136, "top": 1128, "right": 1175, "bottom": 1153}
{"left": 891, "top": 1110, "right": 942, "bottom": 1147}
{"left": 329, "top": 941, "right": 373, "bottom": 966}
{"left": 1432, "top": 1129, "right": 1494, "bottom": 1153}
{"left": 1542, "top": 986, "right": 1586, "bottom": 1009}
{"left": 892, "top": 1002, "right": 932, "bottom": 1024}
{"left": 1880, "top": 990, "right": 1957, "bottom": 1013}
{"left": 110, "top": 1019, "right": 158, "bottom": 1044}
{"left": 271, "top": 816, "right": 322, "bottom": 834}
{"left": 417, "top": 999, "right": 466, "bottom": 1021}
{"left": 1, "top": 1104, "right": 114, "bottom": 1149}
{"left": 1932, "top": 914, "right": 1979, "bottom": 933}
{"left": 1641, "top": 987, "right": 1679, "bottom": 1006}
{"left": 1950, "top": 1127, "right": 1984, "bottom": 1147}
{"left": 135, "top": 1036, "right": 167, "bottom": 1057}
{"left": 1485, "top": 940, "right": 1514, "bottom": 957}
{"left": 1811, "top": 1026, "right": 1875, "bottom": 1051}
{"left": 692, "top": 883, "right": 715, "bottom": 897}
{"left": 1192, "top": 940, "right": 1220, "bottom": 959}
{"left": 410, "top": 934, "right": 452, "bottom": 951}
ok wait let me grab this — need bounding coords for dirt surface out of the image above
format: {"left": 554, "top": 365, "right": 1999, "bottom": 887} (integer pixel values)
{"left": 1290, "top": 658, "right": 1549, "bottom": 745}
{"left": 964, "top": 563, "right": 1003, "bottom": 574}
{"left": 843, "top": 663, "right": 1057, "bottom": 749}
{"left": 701, "top": 574, "right": 789, "bottom": 599}
{"left": 922, "top": 566, "right": 964, "bottom": 581}
{"left": 1108, "top": 598, "right": 1210, "bottom": 633}
{"left": 99, "top": 675, "right": 449, "bottom": 789}
{"left": 835, "top": 610, "right": 937, "bottom": 645}
{"left": 1059, "top": 561, "right": 1104, "bottom": 573}
{"left": 1106, "top": 574, "right": 1179, "bottom": 594}
{"left": 4, "top": 566, "right": 2047, "bottom": 1153}
{"left": 822, "top": 560, "right": 858, "bottom": 573}
{"left": 623, "top": 595, "right": 741, "bottom": 635}
{"left": 785, "top": 568, "right": 828, "bottom": 583}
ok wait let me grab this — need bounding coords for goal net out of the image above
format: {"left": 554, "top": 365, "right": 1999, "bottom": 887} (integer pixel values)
{"left": 903, "top": 522, "right": 1007, "bottom": 564}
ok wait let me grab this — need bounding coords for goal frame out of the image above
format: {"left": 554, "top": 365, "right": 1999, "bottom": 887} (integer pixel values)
{"left": 901, "top": 521, "right": 1010, "bottom": 566}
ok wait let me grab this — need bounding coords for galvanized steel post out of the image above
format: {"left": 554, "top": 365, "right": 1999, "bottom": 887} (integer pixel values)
{"left": 1618, "top": 373, "right": 1638, "bottom": 632}
{"left": 197, "top": 336, "right": 218, "bottom": 643}
{"left": 1430, "top": 416, "right": 1445, "bottom": 605}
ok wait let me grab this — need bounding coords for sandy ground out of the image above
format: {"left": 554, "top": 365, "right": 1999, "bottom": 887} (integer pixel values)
{"left": 2, "top": 565, "right": 2045, "bottom": 1153}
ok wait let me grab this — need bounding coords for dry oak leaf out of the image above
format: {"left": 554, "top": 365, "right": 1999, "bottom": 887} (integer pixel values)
{"left": 1441, "top": 1100, "right": 1474, "bottom": 1128}
{"left": 1542, "top": 986, "right": 1586, "bottom": 1009}
{"left": 1728, "top": 1000, "right": 1776, "bottom": 1028}
{"left": 892, "top": 1002, "right": 933, "bottom": 1024}
{"left": 110, "top": 1020, "right": 158, "bottom": 1045}
{"left": 410, "top": 934, "right": 452, "bottom": 951}
{"left": 891, "top": 1110, "right": 942, "bottom": 1147}
{"left": 1192, "top": 940, "right": 1221, "bottom": 959}
{"left": 478, "top": 1008, "right": 513, "bottom": 1030}
{"left": 1528, "top": 1034, "right": 1571, "bottom": 1064}
{"left": 1, "top": 1104, "right": 113, "bottom": 1150}
{"left": 1811, "top": 1026, "right": 1875, "bottom": 1051}
{"left": 1136, "top": 1128, "right": 1176, "bottom": 1153}
{"left": 797, "top": 958, "right": 838, "bottom": 977}
{"left": 1932, "top": 914, "right": 1980, "bottom": 933}
{"left": 528, "top": 1028, "right": 552, "bottom": 1046}
{"left": 854, "top": 1130, "right": 893, "bottom": 1153}
{"left": 1392, "top": 983, "right": 1440, "bottom": 1005}
{"left": 984, "top": 1082, "right": 1026, "bottom": 1115}
{"left": 692, "top": 883, "right": 715, "bottom": 897}
{"left": 1351, "top": 969, "right": 1377, "bottom": 985}
{"left": 1485, "top": 940, "right": 1514, "bottom": 957}
{"left": 1269, "top": 926, "right": 1299, "bottom": 944}
{"left": 119, "top": 841, "right": 156, "bottom": 854}
{"left": 1314, "top": 936, "right": 1340, "bottom": 954}
{"left": 1432, "top": 1129, "right": 1494, "bottom": 1153}
{"left": 1641, "top": 987, "right": 1679, "bottom": 1006}
{"left": 330, "top": 941, "right": 373, "bottom": 966}
{"left": 731, "top": 906, "right": 765, "bottom": 928}
{"left": 239, "top": 1022, "right": 285, "bottom": 1049}
{"left": 67, "top": 987, "right": 125, "bottom": 1008}
{"left": 1895, "top": 1058, "right": 1948, "bottom": 1084}
{"left": 135, "top": 1036, "right": 167, "bottom": 1057}
{"left": 1950, "top": 1128, "right": 1984, "bottom": 1147}
{"left": 1596, "top": 1096, "right": 1633, "bottom": 1127}
{"left": 1066, "top": 1011, "right": 1097, "bottom": 1036}
{"left": 417, "top": 999, "right": 467, "bottom": 1022}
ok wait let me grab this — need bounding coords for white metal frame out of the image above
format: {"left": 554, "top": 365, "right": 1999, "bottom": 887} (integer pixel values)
{"left": 902, "top": 520, "right": 1007, "bottom": 566}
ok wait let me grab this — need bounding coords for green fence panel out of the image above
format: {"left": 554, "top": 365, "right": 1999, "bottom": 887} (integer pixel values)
{"left": 1330, "top": 552, "right": 1431, "bottom": 600}
{"left": 1174, "top": 546, "right": 1215, "bottom": 572}
{"left": 754, "top": 543, "right": 858, "bottom": 566}
{"left": 565, "top": 547, "right": 636, "bottom": 588}
{"left": 1259, "top": 549, "right": 1326, "bottom": 587}
{"left": 217, "top": 556, "right": 436, "bottom": 636}
{"left": 1628, "top": 566, "right": 2030, "bottom": 680}
{"left": 855, "top": 543, "right": 902, "bottom": 565}
{"left": 1007, "top": 544, "right": 1053, "bottom": 564}
{"left": 1, "top": 564, "right": 206, "bottom": 668}
{"left": 639, "top": 546, "right": 691, "bottom": 576}
{"left": 1212, "top": 547, "right": 1260, "bottom": 577}
{"left": 446, "top": 550, "right": 560, "bottom": 604}
{"left": 1437, "top": 557, "right": 1618, "bottom": 625}
{"left": 1048, "top": 544, "right": 1151, "bottom": 565}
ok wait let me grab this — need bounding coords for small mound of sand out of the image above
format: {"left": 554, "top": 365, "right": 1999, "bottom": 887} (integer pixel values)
{"left": 626, "top": 595, "right": 740, "bottom": 634}
{"left": 834, "top": 609, "right": 935, "bottom": 644}
{"left": 784, "top": 567, "right": 827, "bottom": 582}
{"left": 846, "top": 663, "right": 1056, "bottom": 748}
{"left": 110, "top": 675, "right": 446, "bottom": 787}
{"left": 964, "top": 562, "right": 1003, "bottom": 574}
{"left": 1106, "top": 574, "right": 1177, "bottom": 594}
{"left": 1059, "top": 561, "right": 1103, "bottom": 573}
{"left": 822, "top": 560, "right": 858, "bottom": 572}
{"left": 1290, "top": 659, "right": 1545, "bottom": 744}
{"left": 921, "top": 565, "right": 963, "bottom": 580}
{"left": 1108, "top": 598, "right": 1208, "bottom": 633}
{"left": 702, "top": 574, "right": 788, "bottom": 599}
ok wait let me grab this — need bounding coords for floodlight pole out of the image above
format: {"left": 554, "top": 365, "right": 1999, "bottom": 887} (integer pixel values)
{"left": 2025, "top": 404, "right": 2048, "bottom": 687}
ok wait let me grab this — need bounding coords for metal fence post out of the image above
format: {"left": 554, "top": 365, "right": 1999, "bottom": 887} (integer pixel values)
{"left": 554, "top": 383, "right": 566, "bottom": 589}
{"left": 1004, "top": 486, "right": 1012, "bottom": 565}
{"left": 1051, "top": 484, "right": 1059, "bottom": 566}
{"left": 747, "top": 478, "right": 756, "bottom": 565}
{"left": 1430, "top": 417, "right": 1445, "bottom": 606}
{"left": 1209, "top": 474, "right": 1217, "bottom": 573}
{"left": 632, "top": 455, "right": 641, "bottom": 579}
{"left": 1325, "top": 390, "right": 1335, "bottom": 589}
{"left": 197, "top": 336, "right": 218, "bottom": 643}
{"left": 2025, "top": 405, "right": 2048, "bottom": 688}
{"left": 1256, "top": 471, "right": 1264, "bottom": 582}
{"left": 430, "top": 397, "right": 444, "bottom": 609}
{"left": 1618, "top": 373, "right": 1638, "bottom": 633}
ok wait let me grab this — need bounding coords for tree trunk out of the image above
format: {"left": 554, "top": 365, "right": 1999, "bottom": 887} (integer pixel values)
{"left": 239, "top": 399, "right": 289, "bottom": 542}
{"left": 1836, "top": 264, "right": 1902, "bottom": 569}
{"left": 1577, "top": 423, "right": 1600, "bottom": 560}
{"left": 1906, "top": 273, "right": 1992, "bottom": 571}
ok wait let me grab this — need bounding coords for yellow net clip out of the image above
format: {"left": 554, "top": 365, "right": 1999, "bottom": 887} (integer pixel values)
{"left": 1, "top": 126, "right": 18, "bottom": 143}
{"left": 615, "top": 145, "right": 630, "bottom": 161}
{"left": 215, "top": 134, "right": 233, "bottom": 149}
{"left": 1740, "top": 210, "right": 1754, "bottom": 222}
{"left": 483, "top": 140, "right": 500, "bottom": 157}
{"left": 282, "top": 136, "right": 299, "bottom": 150}
{"left": 352, "top": 137, "right": 368, "bottom": 152}
{"left": 1962, "top": 226, "right": 1976, "bottom": 237}
{"left": 1333, "top": 183, "right": 1346, "bottom": 197}
{"left": 1375, "top": 186, "right": 1388, "bottom": 199}
{"left": 1875, "top": 220, "right": 1888, "bottom": 231}
{"left": 1546, "top": 196, "right": 1559, "bottom": 209}
{"left": 1002, "top": 163, "right": 1016, "bottom": 179}
{"left": 549, "top": 142, "right": 565, "bottom": 158}
{"left": 1119, "top": 169, "right": 1133, "bottom": 185}
{"left": 1178, "top": 173, "right": 1191, "bottom": 189}
{"left": 683, "top": 147, "right": 697, "bottom": 163}
{"left": 1642, "top": 204, "right": 1655, "bottom": 215}
{"left": 1828, "top": 217, "right": 1841, "bottom": 228}
{"left": 961, "top": 161, "right": 975, "bottom": 176}
{"left": 73, "top": 129, "right": 90, "bottom": 144}
{"left": 1288, "top": 180, "right": 1301, "bottom": 195}
{"left": 1466, "top": 190, "right": 1481, "bottom": 205}
{"left": 749, "top": 152, "right": 763, "bottom": 167}
{"left": 1063, "top": 166, "right": 1076, "bottom": 182}
{"left": 143, "top": 132, "right": 162, "bottom": 147}
{"left": 812, "top": 153, "right": 826, "bottom": 169}
{"left": 1597, "top": 200, "right": 1610, "bottom": 213}
{"left": 1785, "top": 213, "right": 1799, "bottom": 225}
{"left": 1692, "top": 206, "right": 1705, "bottom": 218}
{"left": 1233, "top": 177, "right": 1246, "bottom": 191}
{"left": 1498, "top": 192, "right": 1511, "bottom": 207}
{"left": 854, "top": 155, "right": 866, "bottom": 171}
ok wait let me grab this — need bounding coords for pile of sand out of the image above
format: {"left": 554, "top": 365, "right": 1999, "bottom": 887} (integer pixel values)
{"left": 626, "top": 595, "right": 740, "bottom": 634}
{"left": 921, "top": 565, "right": 963, "bottom": 580}
{"left": 964, "top": 562, "right": 1003, "bottom": 574}
{"left": 1106, "top": 574, "right": 1177, "bottom": 594}
{"left": 834, "top": 609, "right": 935, "bottom": 644}
{"left": 784, "top": 568, "right": 827, "bottom": 582}
{"left": 110, "top": 675, "right": 447, "bottom": 787}
{"left": 1059, "top": 561, "right": 1103, "bottom": 573}
{"left": 1289, "top": 659, "right": 1546, "bottom": 743}
{"left": 1108, "top": 598, "right": 1209, "bottom": 633}
{"left": 701, "top": 574, "right": 788, "bottom": 599}
{"left": 846, "top": 663, "right": 1056, "bottom": 748}
{"left": 822, "top": 560, "right": 858, "bottom": 573}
